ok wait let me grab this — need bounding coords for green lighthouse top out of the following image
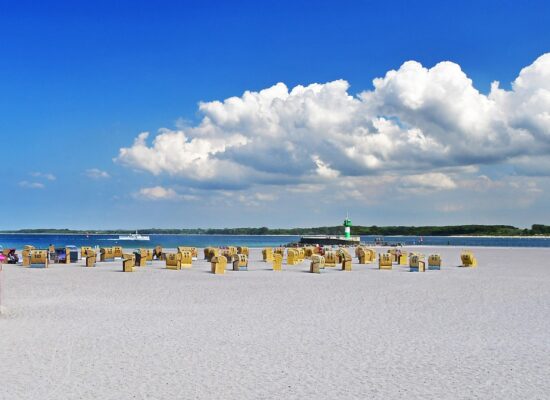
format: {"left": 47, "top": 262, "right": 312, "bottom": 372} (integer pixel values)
{"left": 343, "top": 213, "right": 352, "bottom": 227}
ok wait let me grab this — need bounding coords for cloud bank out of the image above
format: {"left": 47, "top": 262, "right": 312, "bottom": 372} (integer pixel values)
{"left": 117, "top": 54, "right": 550, "bottom": 194}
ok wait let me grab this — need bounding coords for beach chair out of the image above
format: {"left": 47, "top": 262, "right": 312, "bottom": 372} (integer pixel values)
{"left": 232, "top": 254, "right": 248, "bottom": 271}
{"left": 399, "top": 252, "right": 409, "bottom": 265}
{"left": 287, "top": 249, "right": 300, "bottom": 265}
{"left": 180, "top": 251, "right": 193, "bottom": 269}
{"left": 226, "top": 246, "right": 238, "bottom": 257}
{"left": 205, "top": 247, "right": 219, "bottom": 262}
{"left": 262, "top": 248, "right": 274, "bottom": 262}
{"left": 355, "top": 246, "right": 364, "bottom": 258}
{"left": 52, "top": 248, "right": 67, "bottom": 264}
{"left": 387, "top": 248, "right": 398, "bottom": 263}
{"left": 113, "top": 246, "right": 123, "bottom": 259}
{"left": 304, "top": 247, "right": 315, "bottom": 259}
{"left": 46, "top": 245, "right": 55, "bottom": 261}
{"left": 145, "top": 248, "right": 153, "bottom": 263}
{"left": 340, "top": 249, "right": 352, "bottom": 271}
{"left": 460, "top": 251, "right": 477, "bottom": 268}
{"left": 379, "top": 253, "right": 393, "bottom": 270}
{"left": 428, "top": 254, "right": 442, "bottom": 270}
{"left": 296, "top": 248, "right": 305, "bottom": 262}
{"left": 66, "top": 246, "right": 79, "bottom": 263}
{"left": 29, "top": 250, "right": 49, "bottom": 268}
{"left": 135, "top": 249, "right": 147, "bottom": 267}
{"left": 323, "top": 250, "right": 338, "bottom": 267}
{"left": 357, "top": 247, "right": 376, "bottom": 264}
{"left": 367, "top": 248, "right": 377, "bottom": 263}
{"left": 122, "top": 253, "right": 135, "bottom": 272}
{"left": 211, "top": 255, "right": 227, "bottom": 274}
{"left": 409, "top": 254, "right": 426, "bottom": 272}
{"left": 100, "top": 247, "right": 115, "bottom": 262}
{"left": 274, "top": 247, "right": 285, "bottom": 256}
{"left": 237, "top": 246, "right": 249, "bottom": 256}
{"left": 81, "top": 246, "right": 93, "bottom": 258}
{"left": 154, "top": 245, "right": 164, "bottom": 260}
{"left": 85, "top": 249, "right": 96, "bottom": 267}
{"left": 22, "top": 245, "right": 35, "bottom": 266}
{"left": 178, "top": 246, "right": 198, "bottom": 260}
{"left": 310, "top": 255, "right": 325, "bottom": 273}
{"left": 272, "top": 253, "right": 282, "bottom": 271}
{"left": 221, "top": 248, "right": 232, "bottom": 261}
{"left": 165, "top": 253, "right": 182, "bottom": 270}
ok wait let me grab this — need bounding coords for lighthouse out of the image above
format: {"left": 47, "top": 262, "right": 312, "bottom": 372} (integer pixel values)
{"left": 298, "top": 214, "right": 360, "bottom": 246}
{"left": 343, "top": 215, "right": 352, "bottom": 239}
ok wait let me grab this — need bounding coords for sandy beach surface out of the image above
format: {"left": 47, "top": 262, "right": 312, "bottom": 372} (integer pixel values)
{"left": 1, "top": 246, "right": 549, "bottom": 399}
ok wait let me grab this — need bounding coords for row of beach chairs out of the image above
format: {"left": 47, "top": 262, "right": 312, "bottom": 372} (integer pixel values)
{"left": 258, "top": 246, "right": 477, "bottom": 274}
{"left": 11, "top": 244, "right": 477, "bottom": 274}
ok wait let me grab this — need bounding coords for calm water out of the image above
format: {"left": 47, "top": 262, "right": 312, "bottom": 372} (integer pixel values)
{"left": 0, "top": 234, "right": 549, "bottom": 249}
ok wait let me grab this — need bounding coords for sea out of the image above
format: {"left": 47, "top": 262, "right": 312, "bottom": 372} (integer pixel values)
{"left": 0, "top": 234, "right": 549, "bottom": 249}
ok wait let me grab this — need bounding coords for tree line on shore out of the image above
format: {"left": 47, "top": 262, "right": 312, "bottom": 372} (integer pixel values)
{"left": 2, "top": 224, "right": 550, "bottom": 236}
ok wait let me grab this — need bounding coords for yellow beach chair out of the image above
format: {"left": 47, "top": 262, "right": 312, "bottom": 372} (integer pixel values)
{"left": 310, "top": 254, "right": 325, "bottom": 273}
{"left": 211, "top": 255, "right": 227, "bottom": 274}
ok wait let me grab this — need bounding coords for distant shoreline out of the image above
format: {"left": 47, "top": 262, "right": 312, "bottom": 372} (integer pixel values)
{"left": 1, "top": 232, "right": 549, "bottom": 238}
{"left": 0, "top": 233, "right": 300, "bottom": 237}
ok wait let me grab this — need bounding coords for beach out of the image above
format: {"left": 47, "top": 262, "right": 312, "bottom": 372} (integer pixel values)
{"left": 1, "top": 246, "right": 549, "bottom": 399}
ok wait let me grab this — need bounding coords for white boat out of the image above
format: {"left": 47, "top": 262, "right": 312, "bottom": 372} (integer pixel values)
{"left": 118, "top": 231, "right": 150, "bottom": 241}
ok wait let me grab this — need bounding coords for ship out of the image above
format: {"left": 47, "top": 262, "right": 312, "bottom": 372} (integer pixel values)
{"left": 118, "top": 231, "right": 150, "bottom": 241}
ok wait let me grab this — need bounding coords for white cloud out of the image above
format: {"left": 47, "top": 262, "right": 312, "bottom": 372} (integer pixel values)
{"left": 117, "top": 53, "right": 550, "bottom": 194}
{"left": 254, "top": 192, "right": 277, "bottom": 201}
{"left": 134, "top": 186, "right": 199, "bottom": 201}
{"left": 135, "top": 186, "right": 178, "bottom": 200}
{"left": 19, "top": 181, "right": 45, "bottom": 189}
{"left": 313, "top": 155, "right": 340, "bottom": 179}
{"left": 31, "top": 172, "right": 56, "bottom": 181}
{"left": 399, "top": 173, "right": 457, "bottom": 193}
{"left": 85, "top": 168, "right": 110, "bottom": 179}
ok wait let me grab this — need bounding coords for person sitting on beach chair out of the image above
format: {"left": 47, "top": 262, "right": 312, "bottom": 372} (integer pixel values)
{"left": 153, "top": 246, "right": 163, "bottom": 260}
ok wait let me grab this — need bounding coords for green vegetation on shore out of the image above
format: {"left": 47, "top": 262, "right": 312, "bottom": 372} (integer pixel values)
{"left": 2, "top": 224, "right": 550, "bottom": 236}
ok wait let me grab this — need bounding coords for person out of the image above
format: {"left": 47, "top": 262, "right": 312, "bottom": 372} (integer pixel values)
{"left": 153, "top": 246, "right": 163, "bottom": 260}
{"left": 7, "top": 249, "right": 18, "bottom": 264}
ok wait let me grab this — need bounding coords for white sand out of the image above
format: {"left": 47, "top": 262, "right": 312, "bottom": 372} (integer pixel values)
{"left": 1, "top": 246, "right": 549, "bottom": 399}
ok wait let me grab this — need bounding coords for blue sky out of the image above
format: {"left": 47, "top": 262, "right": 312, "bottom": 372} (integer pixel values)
{"left": 1, "top": 0, "right": 549, "bottom": 229}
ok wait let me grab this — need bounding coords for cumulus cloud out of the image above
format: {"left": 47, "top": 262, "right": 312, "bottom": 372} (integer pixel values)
{"left": 19, "top": 181, "right": 45, "bottom": 189}
{"left": 117, "top": 54, "right": 550, "bottom": 193}
{"left": 135, "top": 186, "right": 178, "bottom": 200}
{"left": 31, "top": 172, "right": 56, "bottom": 181}
{"left": 85, "top": 168, "right": 110, "bottom": 179}
{"left": 134, "top": 186, "right": 199, "bottom": 201}
{"left": 399, "top": 173, "right": 457, "bottom": 193}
